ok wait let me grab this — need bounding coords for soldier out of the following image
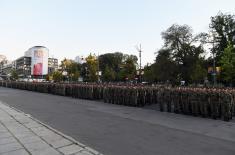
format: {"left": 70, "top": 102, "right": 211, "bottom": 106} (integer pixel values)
{"left": 158, "top": 87, "right": 165, "bottom": 112}
{"left": 165, "top": 88, "right": 172, "bottom": 113}
{"left": 209, "top": 89, "right": 220, "bottom": 119}
{"left": 221, "top": 90, "right": 233, "bottom": 121}
{"left": 199, "top": 88, "right": 208, "bottom": 117}
{"left": 172, "top": 88, "right": 180, "bottom": 114}
{"left": 182, "top": 88, "right": 190, "bottom": 115}
{"left": 190, "top": 88, "right": 200, "bottom": 117}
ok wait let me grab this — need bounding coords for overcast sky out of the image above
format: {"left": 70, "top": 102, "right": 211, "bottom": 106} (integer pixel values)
{"left": 0, "top": 0, "right": 235, "bottom": 65}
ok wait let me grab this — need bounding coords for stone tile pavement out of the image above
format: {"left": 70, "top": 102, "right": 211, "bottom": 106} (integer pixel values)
{"left": 0, "top": 102, "right": 103, "bottom": 155}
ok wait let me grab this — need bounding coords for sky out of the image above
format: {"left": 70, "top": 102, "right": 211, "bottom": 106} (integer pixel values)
{"left": 0, "top": 0, "right": 235, "bottom": 65}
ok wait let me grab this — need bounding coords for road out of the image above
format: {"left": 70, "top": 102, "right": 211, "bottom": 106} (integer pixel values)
{"left": 0, "top": 87, "right": 235, "bottom": 155}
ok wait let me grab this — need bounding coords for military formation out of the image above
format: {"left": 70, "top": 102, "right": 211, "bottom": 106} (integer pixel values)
{"left": 0, "top": 81, "right": 234, "bottom": 121}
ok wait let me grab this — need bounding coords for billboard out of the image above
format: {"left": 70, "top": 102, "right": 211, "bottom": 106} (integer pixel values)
{"left": 208, "top": 66, "right": 221, "bottom": 74}
{"left": 30, "top": 47, "right": 48, "bottom": 76}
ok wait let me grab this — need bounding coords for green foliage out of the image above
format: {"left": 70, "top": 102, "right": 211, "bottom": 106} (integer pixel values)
{"left": 99, "top": 52, "right": 123, "bottom": 74}
{"left": 152, "top": 49, "right": 178, "bottom": 83}
{"left": 99, "top": 52, "right": 138, "bottom": 81}
{"left": 118, "top": 55, "right": 137, "bottom": 80}
{"left": 60, "top": 58, "right": 73, "bottom": 71}
{"left": 86, "top": 54, "right": 98, "bottom": 82}
{"left": 10, "top": 69, "right": 18, "bottom": 80}
{"left": 59, "top": 58, "right": 81, "bottom": 82}
{"left": 220, "top": 43, "right": 235, "bottom": 84}
{"left": 161, "top": 24, "right": 207, "bottom": 84}
{"left": 210, "top": 12, "right": 235, "bottom": 63}
{"left": 103, "top": 66, "right": 115, "bottom": 81}
{"left": 71, "top": 71, "right": 79, "bottom": 81}
{"left": 52, "top": 71, "right": 63, "bottom": 82}
{"left": 143, "top": 64, "right": 155, "bottom": 82}
{"left": 190, "top": 60, "right": 207, "bottom": 84}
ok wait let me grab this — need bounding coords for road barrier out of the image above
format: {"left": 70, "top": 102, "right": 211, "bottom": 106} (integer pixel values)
{"left": 0, "top": 81, "right": 234, "bottom": 121}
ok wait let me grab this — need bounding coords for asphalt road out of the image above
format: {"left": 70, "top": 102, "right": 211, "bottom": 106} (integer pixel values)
{"left": 0, "top": 87, "right": 235, "bottom": 155}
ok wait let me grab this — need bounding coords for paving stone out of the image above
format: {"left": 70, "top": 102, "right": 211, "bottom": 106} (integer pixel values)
{"left": 0, "top": 120, "right": 16, "bottom": 124}
{"left": 74, "top": 150, "right": 94, "bottom": 155}
{"left": 24, "top": 122, "right": 42, "bottom": 128}
{"left": 24, "top": 141, "right": 50, "bottom": 152}
{"left": 0, "top": 136, "right": 17, "bottom": 145}
{"left": 0, "top": 132, "right": 12, "bottom": 138}
{"left": 3, "top": 122, "right": 22, "bottom": 129}
{"left": 48, "top": 138, "right": 73, "bottom": 148}
{"left": 0, "top": 123, "right": 5, "bottom": 128}
{"left": 0, "top": 102, "right": 101, "bottom": 155}
{"left": 30, "top": 147, "right": 61, "bottom": 155}
{"left": 0, "top": 142, "right": 23, "bottom": 154}
{"left": 41, "top": 133, "right": 63, "bottom": 141}
{"left": 35, "top": 129, "right": 55, "bottom": 137}
{"left": 15, "top": 117, "right": 33, "bottom": 124}
{"left": 31, "top": 127, "right": 54, "bottom": 136}
{"left": 1, "top": 149, "right": 30, "bottom": 155}
{"left": 30, "top": 126, "right": 45, "bottom": 131}
{"left": 18, "top": 135, "right": 42, "bottom": 144}
{"left": 14, "top": 131, "right": 35, "bottom": 138}
{"left": 0, "top": 129, "right": 8, "bottom": 133}
{"left": 58, "top": 144, "right": 84, "bottom": 155}
{"left": 0, "top": 128, "right": 7, "bottom": 132}
{"left": 8, "top": 126, "right": 30, "bottom": 133}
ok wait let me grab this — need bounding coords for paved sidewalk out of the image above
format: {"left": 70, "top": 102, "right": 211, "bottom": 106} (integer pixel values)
{"left": 0, "top": 102, "right": 103, "bottom": 155}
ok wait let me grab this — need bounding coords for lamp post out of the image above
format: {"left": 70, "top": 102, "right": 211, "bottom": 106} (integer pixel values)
{"left": 210, "top": 32, "right": 217, "bottom": 87}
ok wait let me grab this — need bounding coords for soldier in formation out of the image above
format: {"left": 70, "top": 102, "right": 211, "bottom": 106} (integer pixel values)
{"left": 1, "top": 81, "right": 235, "bottom": 121}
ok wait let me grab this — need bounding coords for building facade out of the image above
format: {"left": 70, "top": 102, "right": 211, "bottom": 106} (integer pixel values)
{"left": 1, "top": 46, "right": 58, "bottom": 79}
{"left": 74, "top": 56, "right": 86, "bottom": 64}
{"left": 48, "top": 58, "right": 58, "bottom": 74}
{"left": 15, "top": 56, "right": 31, "bottom": 78}
{"left": 1, "top": 63, "right": 13, "bottom": 76}
{"left": 25, "top": 46, "right": 49, "bottom": 76}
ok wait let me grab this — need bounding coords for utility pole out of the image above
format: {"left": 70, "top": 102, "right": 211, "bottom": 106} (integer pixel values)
{"left": 136, "top": 44, "right": 142, "bottom": 83}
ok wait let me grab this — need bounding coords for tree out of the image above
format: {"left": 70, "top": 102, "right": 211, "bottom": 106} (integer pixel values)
{"left": 220, "top": 43, "right": 235, "bottom": 86}
{"left": 99, "top": 52, "right": 124, "bottom": 81}
{"left": 10, "top": 69, "right": 18, "bottom": 81}
{"left": 99, "top": 52, "right": 138, "bottom": 81}
{"left": 99, "top": 52, "right": 123, "bottom": 74}
{"left": 161, "top": 24, "right": 207, "bottom": 84}
{"left": 209, "top": 12, "right": 235, "bottom": 63}
{"left": 60, "top": 59, "right": 81, "bottom": 82}
{"left": 80, "top": 63, "right": 88, "bottom": 81}
{"left": 71, "top": 71, "right": 80, "bottom": 82}
{"left": 60, "top": 58, "right": 73, "bottom": 72}
{"left": 86, "top": 54, "right": 98, "bottom": 82}
{"left": 102, "top": 66, "right": 115, "bottom": 81}
{"left": 152, "top": 49, "right": 178, "bottom": 83}
{"left": 0, "top": 55, "right": 7, "bottom": 67}
{"left": 118, "top": 55, "right": 137, "bottom": 81}
{"left": 143, "top": 64, "right": 155, "bottom": 82}
{"left": 190, "top": 59, "right": 207, "bottom": 84}
{"left": 69, "top": 62, "right": 80, "bottom": 81}
{"left": 52, "top": 71, "right": 63, "bottom": 82}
